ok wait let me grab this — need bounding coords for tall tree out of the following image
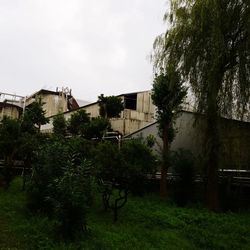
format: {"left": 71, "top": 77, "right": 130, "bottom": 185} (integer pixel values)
{"left": 152, "top": 0, "right": 250, "bottom": 209}
{"left": 152, "top": 66, "right": 187, "bottom": 197}
{"left": 19, "top": 98, "right": 49, "bottom": 189}
{"left": 98, "top": 94, "right": 124, "bottom": 118}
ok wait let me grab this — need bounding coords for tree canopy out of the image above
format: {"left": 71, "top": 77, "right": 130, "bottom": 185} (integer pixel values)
{"left": 53, "top": 113, "right": 67, "bottom": 137}
{"left": 152, "top": 0, "right": 250, "bottom": 120}
{"left": 68, "top": 110, "right": 90, "bottom": 136}
{"left": 152, "top": 0, "right": 250, "bottom": 210}
{"left": 22, "top": 98, "right": 49, "bottom": 131}
{"left": 98, "top": 94, "right": 124, "bottom": 118}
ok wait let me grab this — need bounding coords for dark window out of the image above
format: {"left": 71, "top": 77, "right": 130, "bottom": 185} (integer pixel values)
{"left": 124, "top": 94, "right": 137, "bottom": 110}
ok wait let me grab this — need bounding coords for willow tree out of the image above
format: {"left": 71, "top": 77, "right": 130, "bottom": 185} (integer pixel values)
{"left": 152, "top": 0, "right": 250, "bottom": 210}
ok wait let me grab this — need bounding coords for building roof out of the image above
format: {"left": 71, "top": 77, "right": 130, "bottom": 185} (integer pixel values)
{"left": 117, "top": 90, "right": 151, "bottom": 97}
{"left": 124, "top": 109, "right": 250, "bottom": 138}
{"left": 27, "top": 89, "right": 68, "bottom": 99}
{"left": 0, "top": 102, "right": 23, "bottom": 110}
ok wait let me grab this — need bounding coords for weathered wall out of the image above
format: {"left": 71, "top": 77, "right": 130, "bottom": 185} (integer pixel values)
{"left": 220, "top": 119, "right": 250, "bottom": 169}
{"left": 136, "top": 91, "right": 155, "bottom": 114}
{"left": 110, "top": 118, "right": 153, "bottom": 135}
{"left": 126, "top": 111, "right": 250, "bottom": 170}
{"left": 0, "top": 106, "right": 20, "bottom": 120}
{"left": 26, "top": 93, "right": 68, "bottom": 117}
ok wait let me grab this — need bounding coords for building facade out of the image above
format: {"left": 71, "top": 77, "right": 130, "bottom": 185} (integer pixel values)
{"left": 40, "top": 90, "right": 156, "bottom": 135}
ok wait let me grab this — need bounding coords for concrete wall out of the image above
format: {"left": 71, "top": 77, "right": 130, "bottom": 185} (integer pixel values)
{"left": 110, "top": 118, "right": 153, "bottom": 135}
{"left": 26, "top": 93, "right": 68, "bottom": 117}
{"left": 0, "top": 106, "right": 21, "bottom": 120}
{"left": 136, "top": 91, "right": 155, "bottom": 114}
{"left": 126, "top": 111, "right": 250, "bottom": 170}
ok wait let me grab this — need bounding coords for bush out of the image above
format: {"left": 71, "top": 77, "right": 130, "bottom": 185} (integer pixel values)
{"left": 26, "top": 138, "right": 93, "bottom": 238}
{"left": 48, "top": 160, "right": 92, "bottom": 238}
{"left": 171, "top": 149, "right": 196, "bottom": 206}
{"left": 94, "top": 139, "right": 156, "bottom": 221}
{"left": 26, "top": 139, "right": 70, "bottom": 213}
{"left": 120, "top": 139, "right": 157, "bottom": 195}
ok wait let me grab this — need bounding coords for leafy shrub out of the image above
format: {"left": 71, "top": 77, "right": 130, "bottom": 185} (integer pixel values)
{"left": 27, "top": 138, "right": 93, "bottom": 238}
{"left": 53, "top": 113, "right": 67, "bottom": 137}
{"left": 94, "top": 139, "right": 156, "bottom": 221}
{"left": 120, "top": 139, "right": 157, "bottom": 195}
{"left": 48, "top": 160, "right": 92, "bottom": 238}
{"left": 171, "top": 149, "right": 196, "bottom": 206}
{"left": 67, "top": 110, "right": 90, "bottom": 136}
{"left": 26, "top": 139, "right": 69, "bottom": 213}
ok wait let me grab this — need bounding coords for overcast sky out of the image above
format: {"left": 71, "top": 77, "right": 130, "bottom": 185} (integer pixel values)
{"left": 0, "top": 0, "right": 167, "bottom": 102}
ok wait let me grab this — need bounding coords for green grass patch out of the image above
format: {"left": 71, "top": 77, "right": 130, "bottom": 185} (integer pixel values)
{"left": 0, "top": 178, "right": 250, "bottom": 249}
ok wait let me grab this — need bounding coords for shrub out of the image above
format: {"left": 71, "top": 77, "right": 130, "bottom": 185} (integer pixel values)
{"left": 120, "top": 139, "right": 157, "bottom": 195}
{"left": 94, "top": 139, "right": 156, "bottom": 221}
{"left": 171, "top": 149, "right": 196, "bottom": 206}
{"left": 26, "top": 139, "right": 69, "bottom": 213}
{"left": 27, "top": 138, "right": 93, "bottom": 238}
{"left": 48, "top": 160, "right": 92, "bottom": 238}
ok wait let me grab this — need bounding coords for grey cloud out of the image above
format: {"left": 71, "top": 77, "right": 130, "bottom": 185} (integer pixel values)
{"left": 0, "top": 0, "right": 166, "bottom": 101}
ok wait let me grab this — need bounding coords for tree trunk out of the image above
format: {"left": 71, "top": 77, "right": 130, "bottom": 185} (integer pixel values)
{"left": 205, "top": 78, "right": 221, "bottom": 211}
{"left": 4, "top": 155, "right": 13, "bottom": 189}
{"left": 206, "top": 114, "right": 220, "bottom": 211}
{"left": 160, "top": 124, "right": 169, "bottom": 198}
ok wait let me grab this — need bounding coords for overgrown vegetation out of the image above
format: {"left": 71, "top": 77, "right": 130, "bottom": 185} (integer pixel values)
{"left": 1, "top": 179, "right": 250, "bottom": 250}
{"left": 95, "top": 140, "right": 156, "bottom": 221}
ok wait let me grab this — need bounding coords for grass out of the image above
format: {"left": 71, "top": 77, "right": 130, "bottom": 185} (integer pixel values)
{"left": 0, "top": 178, "right": 250, "bottom": 249}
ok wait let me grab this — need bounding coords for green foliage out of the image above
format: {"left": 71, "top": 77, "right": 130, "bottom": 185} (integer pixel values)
{"left": 68, "top": 110, "right": 90, "bottom": 136}
{"left": 95, "top": 140, "right": 156, "bottom": 221}
{"left": 0, "top": 100, "right": 48, "bottom": 189}
{"left": 0, "top": 116, "right": 21, "bottom": 156}
{"left": 152, "top": 0, "right": 250, "bottom": 208}
{"left": 48, "top": 160, "right": 92, "bottom": 238}
{"left": 98, "top": 94, "right": 124, "bottom": 118}
{"left": 95, "top": 140, "right": 156, "bottom": 192}
{"left": 0, "top": 117, "right": 21, "bottom": 187}
{"left": 22, "top": 98, "right": 49, "bottom": 132}
{"left": 120, "top": 139, "right": 156, "bottom": 193}
{"left": 27, "top": 138, "right": 93, "bottom": 237}
{"left": 27, "top": 139, "right": 70, "bottom": 213}
{"left": 95, "top": 141, "right": 122, "bottom": 181}
{"left": 53, "top": 113, "right": 67, "bottom": 137}
{"left": 84, "top": 117, "right": 111, "bottom": 139}
{"left": 151, "top": 66, "right": 187, "bottom": 197}
{"left": 152, "top": 67, "right": 187, "bottom": 143}
{"left": 145, "top": 134, "right": 156, "bottom": 148}
{"left": 153, "top": 0, "right": 250, "bottom": 120}
{"left": 1, "top": 179, "right": 250, "bottom": 249}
